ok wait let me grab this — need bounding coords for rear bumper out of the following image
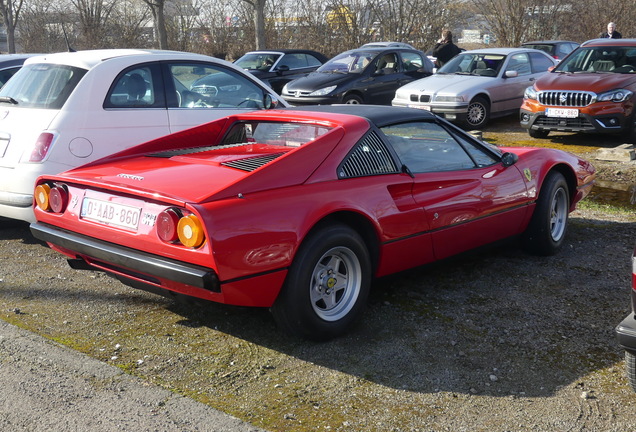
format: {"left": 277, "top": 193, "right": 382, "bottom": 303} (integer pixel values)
{"left": 30, "top": 222, "right": 220, "bottom": 292}
{"left": 616, "top": 313, "right": 636, "bottom": 352}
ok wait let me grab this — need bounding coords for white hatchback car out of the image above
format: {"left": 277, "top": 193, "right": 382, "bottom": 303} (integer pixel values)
{"left": 0, "top": 49, "right": 288, "bottom": 222}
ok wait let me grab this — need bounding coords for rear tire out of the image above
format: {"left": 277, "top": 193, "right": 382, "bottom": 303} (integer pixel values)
{"left": 522, "top": 171, "right": 570, "bottom": 256}
{"left": 271, "top": 223, "right": 371, "bottom": 341}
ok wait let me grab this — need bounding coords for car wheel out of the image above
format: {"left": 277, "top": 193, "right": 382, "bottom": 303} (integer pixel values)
{"left": 463, "top": 96, "right": 490, "bottom": 129}
{"left": 528, "top": 129, "right": 550, "bottom": 139}
{"left": 343, "top": 94, "right": 363, "bottom": 104}
{"left": 271, "top": 223, "right": 371, "bottom": 341}
{"left": 626, "top": 351, "right": 636, "bottom": 392}
{"left": 522, "top": 171, "right": 569, "bottom": 256}
{"left": 623, "top": 113, "right": 636, "bottom": 144}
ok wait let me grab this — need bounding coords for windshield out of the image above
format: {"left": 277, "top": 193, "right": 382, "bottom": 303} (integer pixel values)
{"left": 235, "top": 53, "right": 281, "bottom": 71}
{"left": 554, "top": 46, "right": 636, "bottom": 73}
{"left": 0, "top": 63, "right": 87, "bottom": 109}
{"left": 438, "top": 53, "right": 506, "bottom": 77}
{"left": 317, "top": 51, "right": 376, "bottom": 74}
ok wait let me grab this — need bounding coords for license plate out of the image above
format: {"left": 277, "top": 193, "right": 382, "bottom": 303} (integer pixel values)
{"left": 546, "top": 108, "right": 579, "bottom": 118}
{"left": 81, "top": 197, "right": 141, "bottom": 230}
{"left": 408, "top": 104, "right": 431, "bottom": 111}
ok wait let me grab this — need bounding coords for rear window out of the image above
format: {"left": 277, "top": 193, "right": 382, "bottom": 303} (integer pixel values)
{"left": 0, "top": 63, "right": 87, "bottom": 109}
{"left": 222, "top": 121, "right": 332, "bottom": 147}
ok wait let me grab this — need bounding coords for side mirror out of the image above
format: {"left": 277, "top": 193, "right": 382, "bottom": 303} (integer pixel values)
{"left": 504, "top": 70, "right": 518, "bottom": 78}
{"left": 263, "top": 93, "right": 277, "bottom": 109}
{"left": 276, "top": 65, "right": 290, "bottom": 75}
{"left": 501, "top": 152, "right": 518, "bottom": 167}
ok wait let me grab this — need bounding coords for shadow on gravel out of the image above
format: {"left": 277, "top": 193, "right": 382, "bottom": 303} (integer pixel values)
{"left": 162, "top": 216, "right": 635, "bottom": 399}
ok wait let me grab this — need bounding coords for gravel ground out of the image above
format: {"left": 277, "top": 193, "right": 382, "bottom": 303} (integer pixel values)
{"left": 0, "top": 118, "right": 635, "bottom": 431}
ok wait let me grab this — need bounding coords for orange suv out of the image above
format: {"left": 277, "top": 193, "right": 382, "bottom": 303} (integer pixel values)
{"left": 520, "top": 39, "right": 636, "bottom": 141}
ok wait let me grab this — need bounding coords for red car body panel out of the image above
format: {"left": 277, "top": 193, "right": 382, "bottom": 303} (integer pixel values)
{"left": 31, "top": 108, "right": 596, "bottom": 308}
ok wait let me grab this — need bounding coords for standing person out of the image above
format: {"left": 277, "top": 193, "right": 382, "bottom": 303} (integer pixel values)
{"left": 600, "top": 22, "right": 622, "bottom": 39}
{"left": 432, "top": 30, "right": 461, "bottom": 68}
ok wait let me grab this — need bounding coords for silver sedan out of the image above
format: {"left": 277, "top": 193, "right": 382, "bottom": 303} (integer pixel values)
{"left": 392, "top": 48, "right": 557, "bottom": 129}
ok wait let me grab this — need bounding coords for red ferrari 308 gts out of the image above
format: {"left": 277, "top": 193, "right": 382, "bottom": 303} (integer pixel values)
{"left": 30, "top": 105, "right": 596, "bottom": 340}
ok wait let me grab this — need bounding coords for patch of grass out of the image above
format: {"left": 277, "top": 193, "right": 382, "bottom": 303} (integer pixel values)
{"left": 578, "top": 198, "right": 636, "bottom": 216}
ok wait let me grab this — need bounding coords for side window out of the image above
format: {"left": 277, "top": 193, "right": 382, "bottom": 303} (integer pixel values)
{"left": 400, "top": 52, "right": 424, "bottom": 71}
{"left": 376, "top": 53, "right": 398, "bottom": 74}
{"left": 168, "top": 63, "right": 267, "bottom": 109}
{"left": 454, "top": 135, "right": 498, "bottom": 167}
{"left": 381, "top": 122, "right": 476, "bottom": 173}
{"left": 306, "top": 54, "right": 323, "bottom": 67}
{"left": 529, "top": 52, "right": 554, "bottom": 72}
{"left": 281, "top": 54, "right": 306, "bottom": 69}
{"left": 507, "top": 53, "right": 531, "bottom": 76}
{"left": 107, "top": 67, "right": 156, "bottom": 107}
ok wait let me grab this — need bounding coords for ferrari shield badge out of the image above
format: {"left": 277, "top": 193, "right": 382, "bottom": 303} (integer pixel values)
{"left": 523, "top": 168, "right": 532, "bottom": 182}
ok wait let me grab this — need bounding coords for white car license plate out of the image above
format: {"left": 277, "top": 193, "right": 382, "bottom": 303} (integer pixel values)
{"left": 81, "top": 197, "right": 141, "bottom": 230}
{"left": 546, "top": 108, "right": 579, "bottom": 118}
{"left": 408, "top": 104, "right": 431, "bottom": 111}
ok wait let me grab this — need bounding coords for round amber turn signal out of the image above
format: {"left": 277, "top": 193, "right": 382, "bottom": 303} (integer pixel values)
{"left": 177, "top": 214, "right": 205, "bottom": 248}
{"left": 34, "top": 184, "right": 51, "bottom": 211}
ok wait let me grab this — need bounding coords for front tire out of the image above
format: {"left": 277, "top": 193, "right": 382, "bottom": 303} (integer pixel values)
{"left": 462, "top": 96, "right": 490, "bottom": 129}
{"left": 343, "top": 94, "right": 363, "bottom": 104}
{"left": 522, "top": 171, "right": 570, "bottom": 256}
{"left": 271, "top": 224, "right": 371, "bottom": 341}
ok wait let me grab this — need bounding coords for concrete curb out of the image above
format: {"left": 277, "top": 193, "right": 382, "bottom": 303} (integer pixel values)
{"left": 0, "top": 320, "right": 267, "bottom": 431}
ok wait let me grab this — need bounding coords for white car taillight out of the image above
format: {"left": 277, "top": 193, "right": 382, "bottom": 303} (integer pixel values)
{"left": 28, "top": 132, "right": 55, "bottom": 162}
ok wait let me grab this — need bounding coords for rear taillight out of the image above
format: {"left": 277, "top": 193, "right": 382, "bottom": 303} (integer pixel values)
{"left": 156, "top": 208, "right": 205, "bottom": 248}
{"left": 28, "top": 133, "right": 55, "bottom": 162}
{"left": 35, "top": 183, "right": 68, "bottom": 213}
{"left": 156, "top": 208, "right": 181, "bottom": 242}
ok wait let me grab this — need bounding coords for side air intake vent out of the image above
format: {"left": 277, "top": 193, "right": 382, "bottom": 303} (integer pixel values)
{"left": 339, "top": 132, "right": 398, "bottom": 178}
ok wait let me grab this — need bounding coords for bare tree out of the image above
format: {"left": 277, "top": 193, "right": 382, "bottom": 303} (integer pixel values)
{"left": 241, "top": 0, "right": 267, "bottom": 49}
{"left": 69, "top": 0, "right": 118, "bottom": 48}
{"left": 141, "top": 0, "right": 169, "bottom": 48}
{"left": 0, "top": 0, "right": 24, "bottom": 53}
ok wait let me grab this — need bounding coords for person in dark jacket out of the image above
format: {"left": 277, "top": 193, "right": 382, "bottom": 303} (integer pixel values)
{"left": 600, "top": 22, "right": 622, "bottom": 39}
{"left": 432, "top": 30, "right": 461, "bottom": 68}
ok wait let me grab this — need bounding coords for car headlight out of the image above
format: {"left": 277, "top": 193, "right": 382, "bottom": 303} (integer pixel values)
{"left": 309, "top": 85, "right": 337, "bottom": 96}
{"left": 282, "top": 83, "right": 289, "bottom": 94}
{"left": 433, "top": 95, "right": 465, "bottom": 102}
{"left": 597, "top": 88, "right": 633, "bottom": 103}
{"left": 524, "top": 86, "right": 537, "bottom": 100}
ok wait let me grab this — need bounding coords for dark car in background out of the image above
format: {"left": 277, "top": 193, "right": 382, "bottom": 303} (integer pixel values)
{"left": 0, "top": 54, "right": 39, "bottom": 87}
{"left": 281, "top": 47, "right": 434, "bottom": 105}
{"left": 521, "top": 40, "right": 579, "bottom": 61}
{"left": 233, "top": 49, "right": 328, "bottom": 94}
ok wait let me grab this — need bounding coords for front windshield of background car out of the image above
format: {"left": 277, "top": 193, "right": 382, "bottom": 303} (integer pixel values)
{"left": 437, "top": 53, "right": 506, "bottom": 77}
{"left": 554, "top": 46, "right": 636, "bottom": 73}
{"left": 235, "top": 53, "right": 282, "bottom": 71}
{"left": 317, "top": 51, "right": 376, "bottom": 74}
{"left": 221, "top": 121, "right": 333, "bottom": 147}
{"left": 0, "top": 63, "right": 87, "bottom": 109}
